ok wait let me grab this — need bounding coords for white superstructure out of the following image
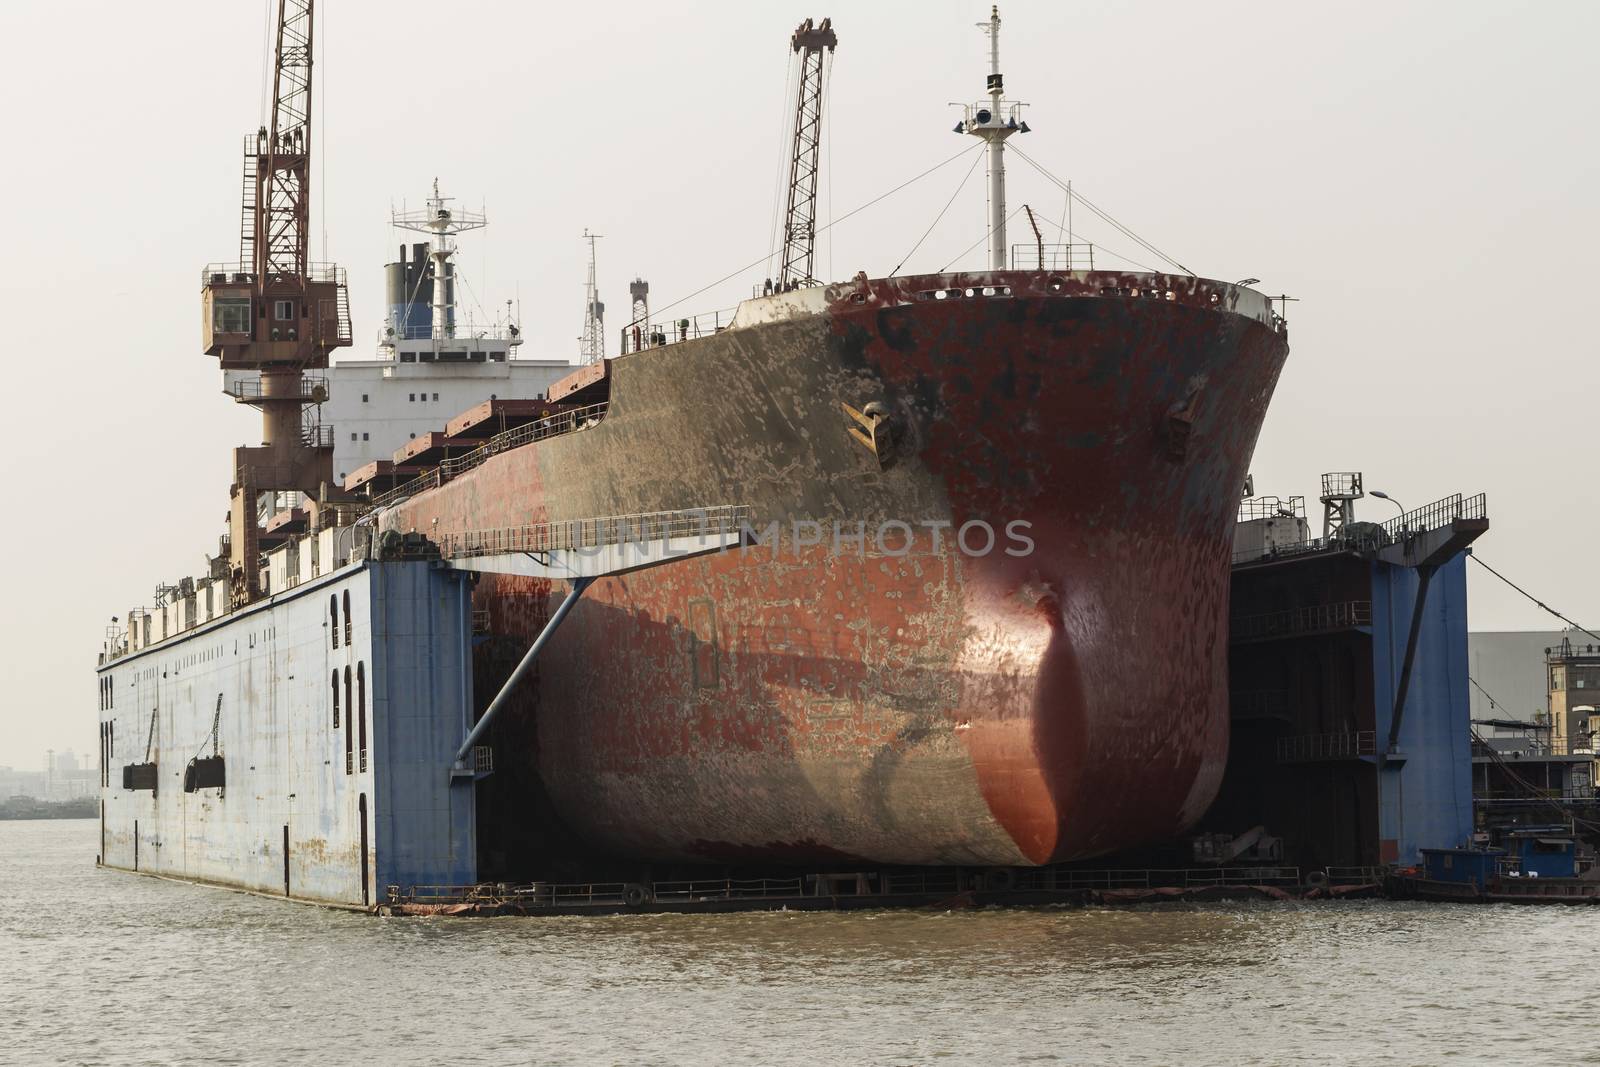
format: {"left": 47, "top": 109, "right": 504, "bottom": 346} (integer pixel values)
{"left": 324, "top": 357, "right": 571, "bottom": 483}
{"left": 318, "top": 180, "right": 572, "bottom": 482}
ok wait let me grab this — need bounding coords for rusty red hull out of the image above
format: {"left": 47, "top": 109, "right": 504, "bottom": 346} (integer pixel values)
{"left": 386, "top": 270, "right": 1289, "bottom": 866}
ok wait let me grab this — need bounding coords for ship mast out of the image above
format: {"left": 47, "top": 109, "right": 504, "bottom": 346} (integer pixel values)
{"left": 201, "top": 0, "right": 351, "bottom": 607}
{"left": 392, "top": 179, "right": 486, "bottom": 349}
{"left": 959, "top": 6, "right": 1030, "bottom": 271}
{"left": 777, "top": 18, "right": 837, "bottom": 291}
{"left": 580, "top": 230, "right": 605, "bottom": 364}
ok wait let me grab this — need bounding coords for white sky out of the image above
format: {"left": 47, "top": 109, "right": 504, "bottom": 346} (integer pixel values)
{"left": 1, "top": 0, "right": 1595, "bottom": 767}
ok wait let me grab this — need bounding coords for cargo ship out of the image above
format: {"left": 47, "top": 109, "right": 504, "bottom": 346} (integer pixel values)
{"left": 94, "top": 5, "right": 1288, "bottom": 905}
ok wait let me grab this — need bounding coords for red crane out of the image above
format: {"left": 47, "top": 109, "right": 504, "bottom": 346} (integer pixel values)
{"left": 200, "top": 0, "right": 351, "bottom": 606}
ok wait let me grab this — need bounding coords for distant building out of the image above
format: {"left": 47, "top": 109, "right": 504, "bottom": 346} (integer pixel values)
{"left": 1547, "top": 637, "right": 1600, "bottom": 755}
{"left": 1467, "top": 629, "right": 1571, "bottom": 721}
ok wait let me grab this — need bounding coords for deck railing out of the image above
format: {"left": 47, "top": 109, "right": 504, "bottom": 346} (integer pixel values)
{"left": 1231, "top": 601, "right": 1373, "bottom": 643}
{"left": 1276, "top": 730, "right": 1377, "bottom": 762}
{"left": 365, "top": 402, "right": 611, "bottom": 511}
{"left": 437, "top": 505, "right": 751, "bottom": 560}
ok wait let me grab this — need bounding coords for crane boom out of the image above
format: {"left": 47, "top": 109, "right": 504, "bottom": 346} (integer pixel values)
{"left": 257, "top": 0, "right": 315, "bottom": 282}
{"left": 776, "top": 18, "right": 837, "bottom": 291}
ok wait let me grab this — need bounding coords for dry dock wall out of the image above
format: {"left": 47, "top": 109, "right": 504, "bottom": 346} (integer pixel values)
{"left": 96, "top": 559, "right": 476, "bottom": 906}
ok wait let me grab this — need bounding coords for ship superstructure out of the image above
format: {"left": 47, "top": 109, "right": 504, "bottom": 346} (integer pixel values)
{"left": 321, "top": 181, "right": 571, "bottom": 485}
{"left": 97, "top": 6, "right": 1290, "bottom": 903}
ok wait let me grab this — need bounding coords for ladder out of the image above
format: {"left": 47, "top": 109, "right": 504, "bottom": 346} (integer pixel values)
{"left": 239, "top": 146, "right": 258, "bottom": 270}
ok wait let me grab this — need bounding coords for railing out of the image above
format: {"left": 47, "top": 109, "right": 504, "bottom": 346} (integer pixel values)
{"left": 1231, "top": 601, "right": 1372, "bottom": 642}
{"left": 1238, "top": 495, "right": 1305, "bottom": 522}
{"left": 1476, "top": 786, "right": 1596, "bottom": 801}
{"left": 1235, "top": 492, "right": 1487, "bottom": 566}
{"left": 472, "top": 746, "right": 493, "bottom": 775}
{"left": 228, "top": 374, "right": 327, "bottom": 401}
{"left": 392, "top": 882, "right": 634, "bottom": 907}
{"left": 202, "top": 262, "right": 347, "bottom": 286}
{"left": 1380, "top": 492, "right": 1487, "bottom": 540}
{"left": 1276, "top": 730, "right": 1377, "bottom": 762}
{"left": 1472, "top": 735, "right": 1591, "bottom": 758}
{"left": 439, "top": 403, "right": 610, "bottom": 478}
{"left": 650, "top": 878, "right": 806, "bottom": 902}
{"left": 365, "top": 403, "right": 611, "bottom": 510}
{"left": 618, "top": 308, "right": 737, "bottom": 355}
{"left": 388, "top": 324, "right": 517, "bottom": 343}
{"left": 1010, "top": 242, "right": 1096, "bottom": 271}
{"left": 437, "top": 505, "right": 751, "bottom": 560}
{"left": 1016, "top": 866, "right": 1303, "bottom": 890}
{"left": 1326, "top": 866, "right": 1386, "bottom": 885}
{"left": 301, "top": 424, "right": 334, "bottom": 449}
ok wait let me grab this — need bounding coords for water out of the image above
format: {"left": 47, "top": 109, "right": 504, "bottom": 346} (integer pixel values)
{"left": 4, "top": 820, "right": 1597, "bottom": 1066}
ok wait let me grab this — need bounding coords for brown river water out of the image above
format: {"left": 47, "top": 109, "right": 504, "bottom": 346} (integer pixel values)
{"left": 3, "top": 820, "right": 1596, "bottom": 1065}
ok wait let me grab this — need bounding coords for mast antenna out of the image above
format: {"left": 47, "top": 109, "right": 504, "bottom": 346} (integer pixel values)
{"left": 392, "top": 178, "right": 486, "bottom": 345}
{"left": 955, "top": 6, "right": 1031, "bottom": 271}
{"left": 777, "top": 18, "right": 838, "bottom": 291}
{"left": 580, "top": 230, "right": 605, "bottom": 365}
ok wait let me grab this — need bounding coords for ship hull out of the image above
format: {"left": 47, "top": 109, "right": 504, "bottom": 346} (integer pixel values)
{"left": 387, "top": 271, "right": 1289, "bottom": 866}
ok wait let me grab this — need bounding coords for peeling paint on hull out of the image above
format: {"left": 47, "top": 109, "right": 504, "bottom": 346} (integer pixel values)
{"left": 387, "top": 270, "right": 1290, "bottom": 867}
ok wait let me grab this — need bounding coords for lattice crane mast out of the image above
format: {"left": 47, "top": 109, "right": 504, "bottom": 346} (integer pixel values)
{"left": 776, "top": 18, "right": 837, "bottom": 292}
{"left": 200, "top": 0, "right": 351, "bottom": 606}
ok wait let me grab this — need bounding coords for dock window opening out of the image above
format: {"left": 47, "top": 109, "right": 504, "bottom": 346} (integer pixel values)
{"left": 344, "top": 666, "right": 354, "bottom": 774}
{"left": 357, "top": 662, "right": 367, "bottom": 773}
{"left": 361, "top": 393, "right": 369, "bottom": 403}
{"left": 331, "top": 669, "right": 340, "bottom": 728}
{"left": 330, "top": 595, "right": 340, "bottom": 650}
{"left": 274, "top": 299, "right": 294, "bottom": 321}
{"left": 350, "top": 433, "right": 357, "bottom": 442}
{"left": 343, "top": 591, "right": 352, "bottom": 646}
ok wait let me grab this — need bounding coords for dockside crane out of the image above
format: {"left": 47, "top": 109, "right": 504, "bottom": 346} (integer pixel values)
{"left": 776, "top": 18, "right": 837, "bottom": 292}
{"left": 200, "top": 0, "right": 351, "bottom": 606}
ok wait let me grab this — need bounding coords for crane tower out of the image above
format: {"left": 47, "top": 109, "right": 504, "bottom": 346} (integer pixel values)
{"left": 200, "top": 0, "right": 352, "bottom": 607}
{"left": 776, "top": 18, "right": 837, "bottom": 291}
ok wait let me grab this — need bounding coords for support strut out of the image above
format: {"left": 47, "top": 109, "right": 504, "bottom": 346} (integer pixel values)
{"left": 451, "top": 576, "right": 594, "bottom": 775}
{"left": 1385, "top": 565, "right": 1436, "bottom": 757}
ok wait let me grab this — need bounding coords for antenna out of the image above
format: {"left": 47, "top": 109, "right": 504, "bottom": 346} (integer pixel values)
{"left": 580, "top": 230, "right": 605, "bottom": 365}
{"left": 392, "top": 178, "right": 487, "bottom": 343}
{"left": 954, "top": 6, "right": 1031, "bottom": 271}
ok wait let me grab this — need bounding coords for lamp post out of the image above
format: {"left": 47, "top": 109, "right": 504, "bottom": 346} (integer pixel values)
{"left": 1370, "top": 490, "right": 1405, "bottom": 518}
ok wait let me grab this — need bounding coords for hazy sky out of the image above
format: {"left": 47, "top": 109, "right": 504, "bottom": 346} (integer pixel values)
{"left": 1, "top": 0, "right": 1595, "bottom": 766}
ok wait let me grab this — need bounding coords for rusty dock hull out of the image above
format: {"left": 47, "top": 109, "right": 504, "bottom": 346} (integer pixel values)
{"left": 385, "top": 270, "right": 1290, "bottom": 867}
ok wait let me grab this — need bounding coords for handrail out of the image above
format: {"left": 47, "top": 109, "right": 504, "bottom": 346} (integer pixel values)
{"left": 366, "top": 402, "right": 610, "bottom": 510}
{"left": 618, "top": 307, "right": 738, "bottom": 355}
{"left": 1231, "top": 601, "right": 1372, "bottom": 642}
{"left": 227, "top": 374, "right": 327, "bottom": 400}
{"left": 1276, "top": 730, "right": 1377, "bottom": 762}
{"left": 438, "top": 505, "right": 751, "bottom": 560}
{"left": 202, "top": 262, "right": 347, "bottom": 286}
{"left": 1380, "top": 492, "right": 1487, "bottom": 540}
{"left": 1233, "top": 491, "right": 1487, "bottom": 565}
